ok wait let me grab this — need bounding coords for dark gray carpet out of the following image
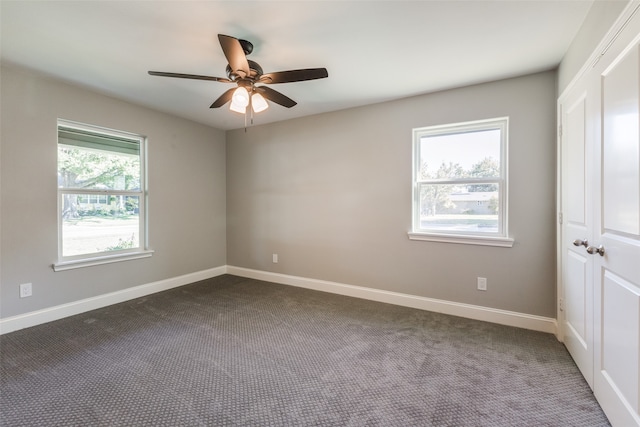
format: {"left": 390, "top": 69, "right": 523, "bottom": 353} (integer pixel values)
{"left": 1, "top": 275, "right": 609, "bottom": 426}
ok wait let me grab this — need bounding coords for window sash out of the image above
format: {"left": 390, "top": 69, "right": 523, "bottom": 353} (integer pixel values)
{"left": 416, "top": 177, "right": 502, "bottom": 185}
{"left": 411, "top": 117, "right": 509, "bottom": 242}
{"left": 56, "top": 120, "right": 148, "bottom": 265}
{"left": 414, "top": 183, "right": 503, "bottom": 236}
{"left": 58, "top": 191, "right": 146, "bottom": 262}
{"left": 59, "top": 193, "right": 143, "bottom": 258}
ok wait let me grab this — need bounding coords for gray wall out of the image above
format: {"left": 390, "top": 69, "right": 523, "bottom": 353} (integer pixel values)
{"left": 0, "top": 64, "right": 227, "bottom": 318}
{"left": 557, "top": 0, "right": 629, "bottom": 94}
{"left": 5, "top": 0, "right": 625, "bottom": 322}
{"left": 227, "top": 71, "right": 558, "bottom": 318}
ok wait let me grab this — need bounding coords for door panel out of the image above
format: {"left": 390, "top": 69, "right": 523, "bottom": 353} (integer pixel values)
{"left": 561, "top": 89, "right": 594, "bottom": 387}
{"left": 566, "top": 97, "right": 587, "bottom": 226}
{"left": 565, "top": 251, "right": 588, "bottom": 345}
{"left": 596, "top": 265, "right": 640, "bottom": 426}
{"left": 602, "top": 45, "right": 640, "bottom": 235}
{"left": 593, "top": 17, "right": 640, "bottom": 424}
{"left": 564, "top": 250, "right": 592, "bottom": 381}
{"left": 601, "top": 271, "right": 640, "bottom": 414}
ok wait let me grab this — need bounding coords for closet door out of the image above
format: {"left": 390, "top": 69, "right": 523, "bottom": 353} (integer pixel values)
{"left": 559, "top": 81, "right": 595, "bottom": 387}
{"left": 593, "top": 28, "right": 640, "bottom": 426}
{"left": 559, "top": 4, "right": 640, "bottom": 425}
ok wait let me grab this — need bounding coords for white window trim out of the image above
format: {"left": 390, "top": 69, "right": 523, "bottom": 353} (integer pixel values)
{"left": 407, "top": 232, "right": 514, "bottom": 247}
{"left": 54, "top": 119, "right": 151, "bottom": 270}
{"left": 409, "top": 117, "right": 513, "bottom": 248}
{"left": 53, "top": 250, "right": 154, "bottom": 272}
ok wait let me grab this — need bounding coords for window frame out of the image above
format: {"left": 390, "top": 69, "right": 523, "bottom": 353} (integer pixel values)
{"left": 408, "top": 117, "right": 514, "bottom": 247}
{"left": 54, "top": 119, "right": 152, "bottom": 271}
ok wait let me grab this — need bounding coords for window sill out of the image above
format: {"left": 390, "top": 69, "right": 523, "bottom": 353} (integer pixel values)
{"left": 53, "top": 250, "right": 154, "bottom": 272}
{"left": 407, "top": 232, "right": 514, "bottom": 247}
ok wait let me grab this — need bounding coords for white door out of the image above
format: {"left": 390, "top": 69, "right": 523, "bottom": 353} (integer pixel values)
{"left": 559, "top": 4, "right": 640, "bottom": 425}
{"left": 592, "top": 23, "right": 640, "bottom": 426}
{"left": 560, "top": 80, "right": 595, "bottom": 387}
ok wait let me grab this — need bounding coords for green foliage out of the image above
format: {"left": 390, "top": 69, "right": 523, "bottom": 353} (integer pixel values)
{"left": 468, "top": 157, "right": 499, "bottom": 178}
{"left": 124, "top": 197, "right": 139, "bottom": 213}
{"left": 80, "top": 207, "right": 110, "bottom": 217}
{"left": 59, "top": 146, "right": 140, "bottom": 219}
{"left": 58, "top": 146, "right": 140, "bottom": 190}
{"left": 104, "top": 234, "right": 136, "bottom": 251}
{"left": 467, "top": 157, "right": 499, "bottom": 192}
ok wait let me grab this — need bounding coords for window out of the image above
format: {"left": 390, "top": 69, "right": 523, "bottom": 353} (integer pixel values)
{"left": 409, "top": 117, "right": 513, "bottom": 247}
{"left": 54, "top": 120, "right": 152, "bottom": 271}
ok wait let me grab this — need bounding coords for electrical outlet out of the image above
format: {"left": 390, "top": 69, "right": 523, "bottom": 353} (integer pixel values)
{"left": 272, "top": 253, "right": 278, "bottom": 263}
{"left": 477, "top": 277, "right": 487, "bottom": 291}
{"left": 19, "top": 283, "right": 32, "bottom": 298}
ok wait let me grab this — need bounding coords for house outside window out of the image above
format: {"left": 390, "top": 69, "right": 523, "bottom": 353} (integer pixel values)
{"left": 54, "top": 120, "right": 152, "bottom": 270}
{"left": 409, "top": 117, "right": 513, "bottom": 247}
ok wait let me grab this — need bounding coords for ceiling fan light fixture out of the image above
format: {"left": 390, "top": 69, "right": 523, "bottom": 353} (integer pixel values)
{"left": 231, "top": 86, "right": 249, "bottom": 107}
{"left": 251, "top": 93, "right": 269, "bottom": 113}
{"left": 229, "top": 100, "right": 247, "bottom": 114}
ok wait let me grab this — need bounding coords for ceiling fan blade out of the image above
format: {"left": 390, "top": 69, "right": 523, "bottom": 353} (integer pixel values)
{"left": 148, "top": 71, "right": 231, "bottom": 83}
{"left": 218, "top": 34, "right": 250, "bottom": 79}
{"left": 210, "top": 88, "right": 236, "bottom": 108}
{"left": 259, "top": 68, "right": 328, "bottom": 84}
{"left": 255, "top": 86, "right": 297, "bottom": 108}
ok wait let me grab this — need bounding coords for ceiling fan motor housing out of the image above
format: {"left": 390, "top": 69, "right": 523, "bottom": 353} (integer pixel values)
{"left": 226, "top": 60, "right": 263, "bottom": 81}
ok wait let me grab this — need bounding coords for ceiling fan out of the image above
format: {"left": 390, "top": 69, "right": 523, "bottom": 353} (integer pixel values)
{"left": 148, "top": 34, "right": 328, "bottom": 117}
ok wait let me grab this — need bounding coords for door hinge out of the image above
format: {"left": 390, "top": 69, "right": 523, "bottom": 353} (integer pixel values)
{"left": 558, "top": 124, "right": 563, "bottom": 139}
{"left": 558, "top": 212, "right": 563, "bottom": 224}
{"left": 559, "top": 298, "right": 564, "bottom": 312}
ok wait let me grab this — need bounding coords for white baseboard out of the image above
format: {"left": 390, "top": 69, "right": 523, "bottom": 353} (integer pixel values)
{"left": 1, "top": 265, "right": 557, "bottom": 336}
{"left": 0, "top": 266, "right": 226, "bottom": 335}
{"left": 227, "top": 266, "right": 558, "bottom": 335}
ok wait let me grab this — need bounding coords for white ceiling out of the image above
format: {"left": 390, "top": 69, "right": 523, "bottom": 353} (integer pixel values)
{"left": 1, "top": 1, "right": 593, "bottom": 131}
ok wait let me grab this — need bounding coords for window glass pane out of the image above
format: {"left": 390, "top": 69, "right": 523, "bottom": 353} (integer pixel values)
{"left": 58, "top": 145, "right": 140, "bottom": 191}
{"left": 419, "top": 129, "right": 501, "bottom": 179}
{"left": 61, "top": 194, "right": 140, "bottom": 257}
{"left": 418, "top": 184, "right": 499, "bottom": 233}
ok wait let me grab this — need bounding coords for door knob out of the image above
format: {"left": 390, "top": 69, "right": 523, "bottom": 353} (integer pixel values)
{"left": 573, "top": 239, "right": 588, "bottom": 247}
{"left": 586, "top": 245, "right": 605, "bottom": 256}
